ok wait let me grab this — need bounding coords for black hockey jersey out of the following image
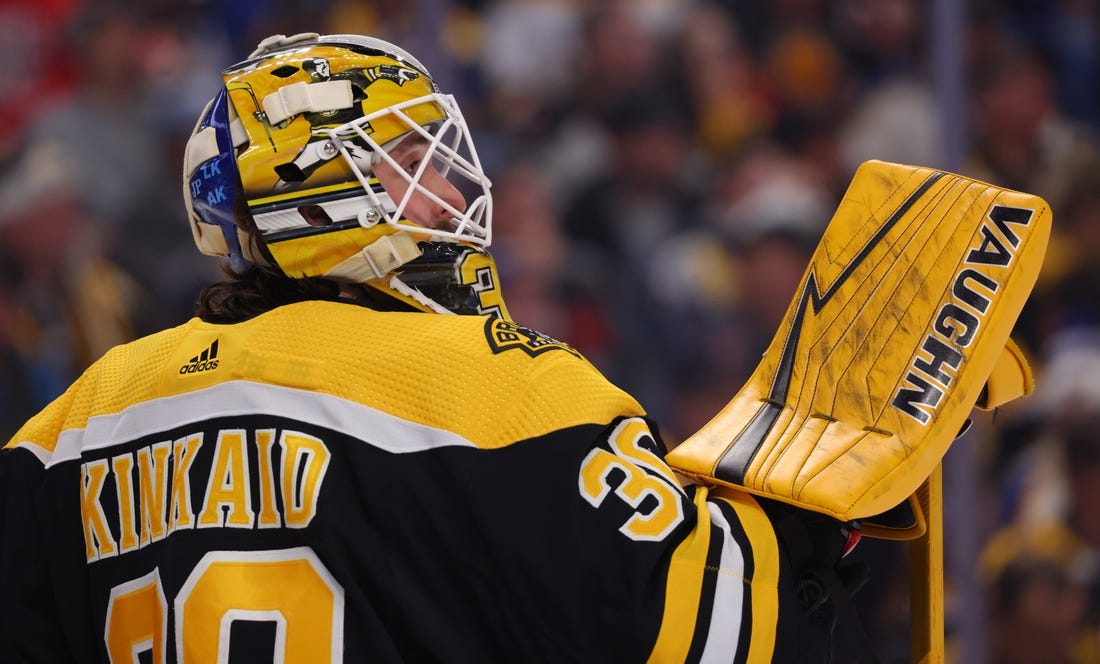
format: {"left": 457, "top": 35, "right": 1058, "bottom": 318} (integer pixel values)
{"left": 0, "top": 300, "right": 784, "bottom": 662}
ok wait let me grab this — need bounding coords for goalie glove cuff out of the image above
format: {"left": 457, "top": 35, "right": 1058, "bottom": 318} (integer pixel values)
{"left": 764, "top": 498, "right": 881, "bottom": 664}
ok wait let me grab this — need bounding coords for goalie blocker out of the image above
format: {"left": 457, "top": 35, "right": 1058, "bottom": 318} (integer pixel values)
{"left": 667, "top": 160, "right": 1049, "bottom": 539}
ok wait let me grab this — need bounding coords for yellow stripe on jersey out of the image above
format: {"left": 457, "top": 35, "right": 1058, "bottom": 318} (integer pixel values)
{"left": 648, "top": 487, "right": 712, "bottom": 663}
{"left": 647, "top": 486, "right": 781, "bottom": 663}
{"left": 6, "top": 301, "right": 645, "bottom": 455}
{"left": 713, "top": 486, "right": 780, "bottom": 662}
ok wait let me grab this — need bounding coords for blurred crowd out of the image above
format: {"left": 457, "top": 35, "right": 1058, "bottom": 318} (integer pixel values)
{"left": 2, "top": 0, "right": 1099, "bottom": 661}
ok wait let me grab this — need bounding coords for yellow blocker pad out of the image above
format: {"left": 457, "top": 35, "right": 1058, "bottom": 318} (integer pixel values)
{"left": 666, "top": 160, "right": 1050, "bottom": 530}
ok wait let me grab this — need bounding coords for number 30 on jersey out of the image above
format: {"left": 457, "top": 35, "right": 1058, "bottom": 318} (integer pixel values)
{"left": 578, "top": 418, "right": 687, "bottom": 542}
{"left": 105, "top": 547, "right": 343, "bottom": 663}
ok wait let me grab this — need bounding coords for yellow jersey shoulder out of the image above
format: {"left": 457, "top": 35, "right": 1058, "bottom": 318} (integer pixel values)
{"left": 250, "top": 302, "right": 645, "bottom": 447}
{"left": 7, "top": 301, "right": 644, "bottom": 453}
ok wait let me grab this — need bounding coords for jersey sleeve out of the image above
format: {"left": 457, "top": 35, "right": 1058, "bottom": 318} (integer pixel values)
{"left": 565, "top": 416, "right": 783, "bottom": 662}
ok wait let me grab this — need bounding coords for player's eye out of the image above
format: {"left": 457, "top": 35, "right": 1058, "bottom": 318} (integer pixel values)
{"left": 405, "top": 159, "right": 422, "bottom": 176}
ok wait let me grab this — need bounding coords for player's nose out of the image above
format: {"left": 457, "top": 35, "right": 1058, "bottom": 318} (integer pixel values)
{"left": 424, "top": 166, "right": 466, "bottom": 227}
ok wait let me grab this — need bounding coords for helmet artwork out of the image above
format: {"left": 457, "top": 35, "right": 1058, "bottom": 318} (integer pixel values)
{"left": 183, "top": 33, "right": 508, "bottom": 318}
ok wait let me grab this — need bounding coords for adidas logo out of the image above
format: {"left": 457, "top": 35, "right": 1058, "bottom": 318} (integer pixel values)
{"left": 179, "top": 339, "right": 221, "bottom": 375}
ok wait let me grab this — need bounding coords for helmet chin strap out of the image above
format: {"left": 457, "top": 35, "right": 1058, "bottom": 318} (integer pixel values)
{"left": 322, "top": 231, "right": 422, "bottom": 282}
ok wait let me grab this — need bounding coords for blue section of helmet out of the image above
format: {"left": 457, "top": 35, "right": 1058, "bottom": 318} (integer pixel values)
{"left": 189, "top": 88, "right": 249, "bottom": 271}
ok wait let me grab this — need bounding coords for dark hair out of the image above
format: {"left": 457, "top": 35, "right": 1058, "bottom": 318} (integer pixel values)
{"left": 193, "top": 197, "right": 341, "bottom": 323}
{"left": 195, "top": 266, "right": 341, "bottom": 323}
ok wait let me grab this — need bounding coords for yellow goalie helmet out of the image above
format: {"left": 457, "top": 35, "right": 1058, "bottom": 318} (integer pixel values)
{"left": 183, "top": 33, "right": 506, "bottom": 317}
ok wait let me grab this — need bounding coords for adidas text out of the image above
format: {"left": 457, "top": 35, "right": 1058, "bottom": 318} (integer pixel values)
{"left": 180, "top": 340, "right": 220, "bottom": 375}
{"left": 179, "top": 360, "right": 219, "bottom": 374}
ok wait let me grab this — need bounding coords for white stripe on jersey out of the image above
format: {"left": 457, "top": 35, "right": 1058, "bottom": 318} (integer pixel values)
{"left": 13, "top": 440, "right": 51, "bottom": 465}
{"left": 699, "top": 501, "right": 747, "bottom": 663}
{"left": 32, "top": 380, "right": 477, "bottom": 468}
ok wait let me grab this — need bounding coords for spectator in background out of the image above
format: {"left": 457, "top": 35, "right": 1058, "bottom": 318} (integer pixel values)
{"left": 983, "top": 334, "right": 1100, "bottom": 662}
{"left": 674, "top": 4, "right": 774, "bottom": 163}
{"left": 966, "top": 43, "right": 1099, "bottom": 216}
{"left": 710, "top": 146, "right": 828, "bottom": 361}
{"left": 537, "top": 0, "right": 678, "bottom": 204}
{"left": 980, "top": 521, "right": 1098, "bottom": 664}
{"left": 486, "top": 158, "right": 571, "bottom": 338}
{"left": 25, "top": 7, "right": 160, "bottom": 230}
{"left": 0, "top": 255, "right": 37, "bottom": 441}
{"left": 561, "top": 87, "right": 713, "bottom": 428}
{"left": 21, "top": 4, "right": 209, "bottom": 332}
{"left": 991, "top": 0, "right": 1099, "bottom": 132}
{"left": 477, "top": 0, "right": 580, "bottom": 134}
{"left": 834, "top": 0, "right": 942, "bottom": 176}
{"left": 0, "top": 0, "right": 80, "bottom": 160}
{"left": 1013, "top": 163, "right": 1100, "bottom": 355}
{"left": 763, "top": 3, "right": 847, "bottom": 157}
{"left": 0, "top": 138, "right": 144, "bottom": 441}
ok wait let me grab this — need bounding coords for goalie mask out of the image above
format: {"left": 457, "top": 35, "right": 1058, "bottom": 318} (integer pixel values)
{"left": 183, "top": 32, "right": 507, "bottom": 318}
